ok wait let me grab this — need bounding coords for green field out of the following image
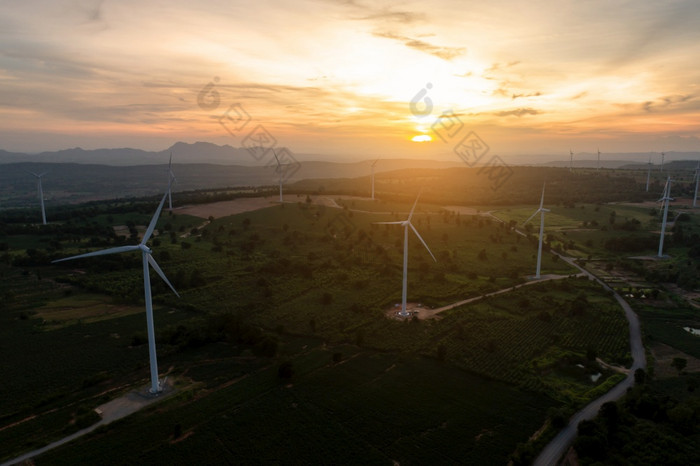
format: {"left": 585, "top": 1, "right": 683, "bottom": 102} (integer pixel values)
{"left": 2, "top": 166, "right": 697, "bottom": 463}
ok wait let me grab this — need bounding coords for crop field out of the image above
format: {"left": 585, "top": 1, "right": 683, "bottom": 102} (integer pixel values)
{"left": 634, "top": 301, "right": 700, "bottom": 359}
{"left": 2, "top": 169, "right": 690, "bottom": 464}
{"left": 36, "top": 345, "right": 556, "bottom": 465}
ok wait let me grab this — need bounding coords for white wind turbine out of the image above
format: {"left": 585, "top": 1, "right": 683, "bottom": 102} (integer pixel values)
{"left": 523, "top": 183, "right": 549, "bottom": 279}
{"left": 167, "top": 152, "right": 176, "bottom": 211}
{"left": 273, "top": 149, "right": 288, "bottom": 203}
{"left": 371, "top": 158, "right": 379, "bottom": 200}
{"left": 569, "top": 149, "right": 573, "bottom": 172}
{"left": 645, "top": 154, "right": 652, "bottom": 192}
{"left": 26, "top": 170, "right": 48, "bottom": 225}
{"left": 374, "top": 193, "right": 436, "bottom": 317}
{"left": 692, "top": 161, "right": 699, "bottom": 208}
{"left": 657, "top": 176, "right": 673, "bottom": 258}
{"left": 53, "top": 188, "right": 179, "bottom": 394}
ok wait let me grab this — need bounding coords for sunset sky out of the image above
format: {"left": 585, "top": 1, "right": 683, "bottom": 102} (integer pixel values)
{"left": 1, "top": 0, "right": 700, "bottom": 161}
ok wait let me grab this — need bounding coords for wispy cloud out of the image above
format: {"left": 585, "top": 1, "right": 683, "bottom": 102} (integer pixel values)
{"left": 373, "top": 31, "right": 465, "bottom": 60}
{"left": 494, "top": 108, "right": 541, "bottom": 117}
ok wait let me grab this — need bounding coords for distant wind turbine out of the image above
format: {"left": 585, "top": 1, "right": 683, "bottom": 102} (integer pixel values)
{"left": 569, "top": 149, "right": 573, "bottom": 172}
{"left": 371, "top": 158, "right": 379, "bottom": 200}
{"left": 26, "top": 170, "right": 48, "bottom": 225}
{"left": 273, "top": 149, "right": 288, "bottom": 203}
{"left": 645, "top": 154, "right": 652, "bottom": 192}
{"left": 374, "top": 193, "right": 436, "bottom": 317}
{"left": 597, "top": 148, "right": 601, "bottom": 171}
{"left": 660, "top": 151, "right": 665, "bottom": 171}
{"left": 693, "top": 161, "right": 699, "bottom": 208}
{"left": 657, "top": 176, "right": 673, "bottom": 258}
{"left": 167, "top": 153, "right": 176, "bottom": 211}
{"left": 523, "top": 183, "right": 550, "bottom": 279}
{"left": 53, "top": 188, "right": 179, "bottom": 394}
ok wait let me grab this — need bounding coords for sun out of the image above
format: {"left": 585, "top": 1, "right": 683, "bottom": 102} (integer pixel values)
{"left": 411, "top": 135, "right": 432, "bottom": 142}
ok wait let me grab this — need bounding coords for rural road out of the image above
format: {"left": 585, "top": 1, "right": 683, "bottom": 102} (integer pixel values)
{"left": 533, "top": 255, "right": 646, "bottom": 466}
{"left": 2, "top": 384, "right": 176, "bottom": 466}
{"left": 418, "top": 273, "right": 582, "bottom": 320}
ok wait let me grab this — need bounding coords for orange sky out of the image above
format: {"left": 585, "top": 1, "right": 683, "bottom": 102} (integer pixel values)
{"left": 1, "top": 0, "right": 700, "bottom": 160}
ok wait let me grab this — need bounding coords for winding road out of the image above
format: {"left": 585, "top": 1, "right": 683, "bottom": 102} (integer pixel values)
{"left": 533, "top": 256, "right": 646, "bottom": 466}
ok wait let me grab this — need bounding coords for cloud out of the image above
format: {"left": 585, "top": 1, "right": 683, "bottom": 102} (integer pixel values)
{"left": 373, "top": 31, "right": 465, "bottom": 60}
{"left": 357, "top": 10, "right": 426, "bottom": 24}
{"left": 494, "top": 108, "right": 541, "bottom": 117}
{"left": 511, "top": 91, "right": 541, "bottom": 100}
{"left": 642, "top": 94, "right": 694, "bottom": 112}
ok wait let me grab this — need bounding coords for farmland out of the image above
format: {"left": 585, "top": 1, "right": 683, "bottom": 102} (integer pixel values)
{"left": 1, "top": 165, "right": 698, "bottom": 463}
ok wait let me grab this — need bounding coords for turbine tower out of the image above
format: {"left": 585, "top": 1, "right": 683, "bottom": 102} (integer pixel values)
{"left": 657, "top": 176, "right": 673, "bottom": 258}
{"left": 273, "top": 149, "right": 288, "bottom": 203}
{"left": 597, "top": 148, "right": 601, "bottom": 171}
{"left": 645, "top": 154, "right": 652, "bottom": 192}
{"left": 167, "top": 152, "right": 177, "bottom": 211}
{"left": 53, "top": 188, "right": 179, "bottom": 394}
{"left": 693, "top": 161, "right": 699, "bottom": 208}
{"left": 569, "top": 149, "right": 573, "bottom": 172}
{"left": 523, "top": 183, "right": 550, "bottom": 279}
{"left": 660, "top": 151, "right": 665, "bottom": 171}
{"left": 27, "top": 170, "right": 48, "bottom": 225}
{"left": 371, "top": 158, "right": 379, "bottom": 200}
{"left": 374, "top": 193, "right": 436, "bottom": 317}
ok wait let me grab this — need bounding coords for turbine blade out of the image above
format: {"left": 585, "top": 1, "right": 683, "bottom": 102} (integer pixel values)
{"left": 142, "top": 191, "right": 169, "bottom": 244}
{"left": 52, "top": 245, "right": 140, "bottom": 263}
{"left": 273, "top": 149, "right": 280, "bottom": 167}
{"left": 407, "top": 192, "right": 422, "bottom": 222}
{"left": 371, "top": 157, "right": 379, "bottom": 167}
{"left": 373, "top": 221, "right": 404, "bottom": 225}
{"left": 25, "top": 170, "right": 39, "bottom": 178}
{"left": 539, "top": 183, "right": 546, "bottom": 210}
{"left": 523, "top": 209, "right": 539, "bottom": 225}
{"left": 147, "top": 254, "right": 180, "bottom": 297}
{"left": 409, "top": 223, "right": 436, "bottom": 262}
{"left": 169, "top": 152, "right": 172, "bottom": 169}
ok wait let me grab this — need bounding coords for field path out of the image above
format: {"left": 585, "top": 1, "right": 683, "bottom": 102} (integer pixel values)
{"left": 418, "top": 273, "right": 580, "bottom": 320}
{"left": 1, "top": 384, "right": 179, "bottom": 466}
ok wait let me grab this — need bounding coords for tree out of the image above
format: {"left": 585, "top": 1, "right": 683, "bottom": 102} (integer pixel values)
{"left": 278, "top": 361, "right": 294, "bottom": 379}
{"left": 672, "top": 357, "right": 687, "bottom": 373}
{"left": 634, "top": 368, "right": 646, "bottom": 385}
{"left": 437, "top": 344, "right": 447, "bottom": 362}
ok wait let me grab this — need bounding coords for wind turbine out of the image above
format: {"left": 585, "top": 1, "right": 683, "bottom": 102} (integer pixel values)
{"left": 657, "top": 176, "right": 673, "bottom": 258}
{"left": 370, "top": 158, "right": 379, "bottom": 200}
{"left": 167, "top": 152, "right": 176, "bottom": 211}
{"left": 693, "top": 161, "right": 699, "bottom": 208}
{"left": 523, "top": 183, "right": 549, "bottom": 279}
{"left": 645, "top": 154, "right": 652, "bottom": 192}
{"left": 374, "top": 193, "right": 436, "bottom": 317}
{"left": 660, "top": 151, "right": 665, "bottom": 171}
{"left": 26, "top": 170, "right": 48, "bottom": 224}
{"left": 273, "top": 149, "right": 288, "bottom": 203}
{"left": 53, "top": 188, "right": 179, "bottom": 394}
{"left": 597, "top": 148, "right": 601, "bottom": 171}
{"left": 569, "top": 149, "right": 573, "bottom": 172}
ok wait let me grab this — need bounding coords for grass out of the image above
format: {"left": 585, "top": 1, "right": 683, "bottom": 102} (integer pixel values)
{"left": 36, "top": 345, "right": 556, "bottom": 465}
{"left": 1, "top": 182, "right": 683, "bottom": 463}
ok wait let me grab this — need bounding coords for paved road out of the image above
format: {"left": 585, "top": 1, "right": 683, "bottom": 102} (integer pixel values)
{"left": 533, "top": 256, "right": 646, "bottom": 466}
{"left": 2, "top": 384, "right": 176, "bottom": 466}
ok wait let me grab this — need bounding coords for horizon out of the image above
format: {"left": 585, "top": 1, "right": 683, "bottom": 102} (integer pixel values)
{"left": 3, "top": 140, "right": 700, "bottom": 166}
{"left": 2, "top": 1, "right": 700, "bottom": 159}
